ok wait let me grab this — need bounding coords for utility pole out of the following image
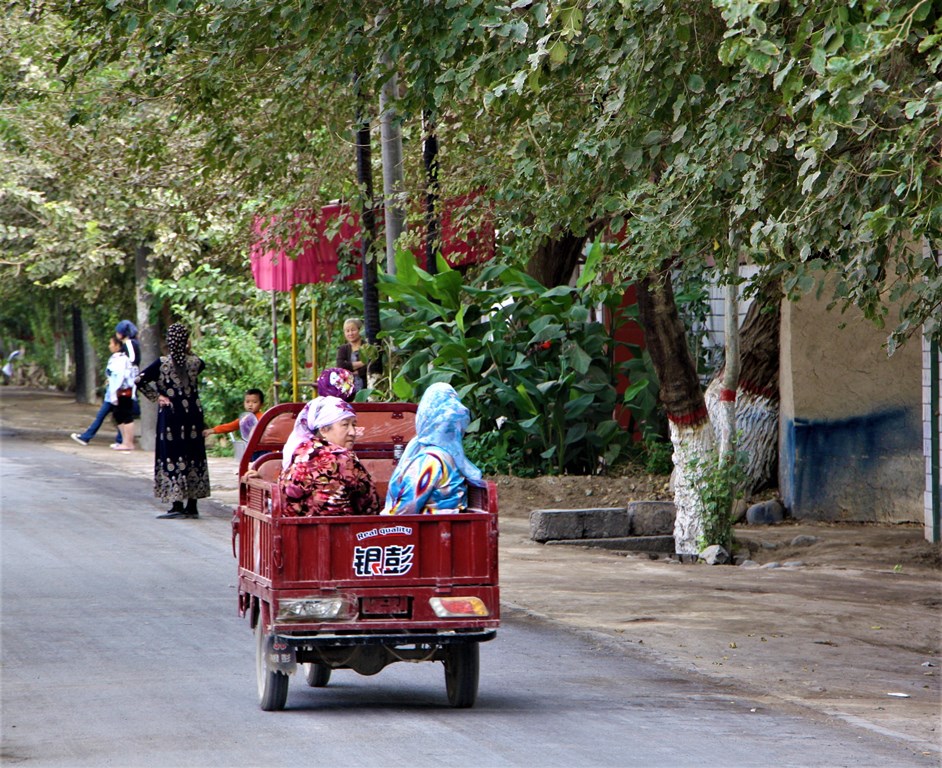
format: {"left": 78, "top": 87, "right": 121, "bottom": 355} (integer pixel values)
{"left": 378, "top": 42, "right": 405, "bottom": 275}
{"left": 422, "top": 109, "right": 440, "bottom": 275}
{"left": 355, "top": 84, "right": 381, "bottom": 346}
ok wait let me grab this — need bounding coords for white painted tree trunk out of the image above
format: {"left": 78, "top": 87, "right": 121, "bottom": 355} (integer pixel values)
{"left": 669, "top": 420, "right": 716, "bottom": 555}
{"left": 671, "top": 257, "right": 741, "bottom": 555}
{"left": 706, "top": 381, "right": 778, "bottom": 491}
{"left": 719, "top": 258, "right": 740, "bottom": 457}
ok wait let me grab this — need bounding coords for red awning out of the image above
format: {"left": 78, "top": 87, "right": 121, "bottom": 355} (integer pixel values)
{"left": 250, "top": 197, "right": 494, "bottom": 292}
{"left": 250, "top": 203, "right": 363, "bottom": 292}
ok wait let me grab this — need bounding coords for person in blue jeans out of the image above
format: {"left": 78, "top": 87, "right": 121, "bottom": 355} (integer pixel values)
{"left": 70, "top": 399, "right": 117, "bottom": 446}
{"left": 70, "top": 336, "right": 126, "bottom": 446}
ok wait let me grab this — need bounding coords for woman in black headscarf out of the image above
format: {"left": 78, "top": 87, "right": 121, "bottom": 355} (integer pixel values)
{"left": 136, "top": 323, "right": 211, "bottom": 519}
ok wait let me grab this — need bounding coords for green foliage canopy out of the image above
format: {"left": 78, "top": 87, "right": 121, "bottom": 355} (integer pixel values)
{"left": 6, "top": 0, "right": 940, "bottom": 353}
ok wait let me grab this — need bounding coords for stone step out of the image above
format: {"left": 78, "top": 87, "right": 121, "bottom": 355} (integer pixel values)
{"left": 529, "top": 501, "right": 676, "bottom": 542}
{"left": 544, "top": 535, "right": 676, "bottom": 553}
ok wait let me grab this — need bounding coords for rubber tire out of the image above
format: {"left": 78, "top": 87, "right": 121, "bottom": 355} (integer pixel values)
{"left": 255, "top": 618, "right": 289, "bottom": 711}
{"left": 444, "top": 642, "right": 479, "bottom": 708}
{"left": 304, "top": 662, "right": 332, "bottom": 687}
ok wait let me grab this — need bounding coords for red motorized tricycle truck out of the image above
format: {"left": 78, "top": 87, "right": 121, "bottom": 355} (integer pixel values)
{"left": 231, "top": 402, "right": 500, "bottom": 710}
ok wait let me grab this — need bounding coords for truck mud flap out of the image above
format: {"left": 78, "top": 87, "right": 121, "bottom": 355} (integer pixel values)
{"left": 265, "top": 635, "right": 297, "bottom": 674}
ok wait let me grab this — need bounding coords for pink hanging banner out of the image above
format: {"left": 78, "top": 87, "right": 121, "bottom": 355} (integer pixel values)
{"left": 250, "top": 197, "right": 495, "bottom": 292}
{"left": 250, "top": 203, "right": 363, "bottom": 292}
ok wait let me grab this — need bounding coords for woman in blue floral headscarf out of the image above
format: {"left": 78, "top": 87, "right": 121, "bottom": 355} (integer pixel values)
{"left": 381, "top": 382, "right": 482, "bottom": 515}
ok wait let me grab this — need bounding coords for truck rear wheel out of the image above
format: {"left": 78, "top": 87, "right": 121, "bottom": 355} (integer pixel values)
{"left": 304, "top": 662, "right": 332, "bottom": 687}
{"left": 444, "top": 642, "right": 479, "bottom": 708}
{"left": 255, "top": 617, "right": 289, "bottom": 711}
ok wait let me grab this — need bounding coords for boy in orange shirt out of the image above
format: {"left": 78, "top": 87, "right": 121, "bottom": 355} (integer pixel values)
{"left": 203, "top": 388, "right": 265, "bottom": 438}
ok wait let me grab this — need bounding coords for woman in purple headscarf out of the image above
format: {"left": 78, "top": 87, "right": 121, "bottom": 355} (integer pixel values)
{"left": 315, "top": 366, "right": 356, "bottom": 402}
{"left": 278, "top": 396, "right": 380, "bottom": 517}
{"left": 135, "top": 323, "right": 210, "bottom": 519}
{"left": 280, "top": 368, "right": 355, "bottom": 470}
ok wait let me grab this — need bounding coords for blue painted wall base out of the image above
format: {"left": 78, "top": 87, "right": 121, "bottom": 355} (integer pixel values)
{"left": 781, "top": 407, "right": 921, "bottom": 522}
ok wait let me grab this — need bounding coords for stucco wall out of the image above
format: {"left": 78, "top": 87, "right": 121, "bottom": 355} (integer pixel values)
{"left": 779, "top": 290, "right": 922, "bottom": 522}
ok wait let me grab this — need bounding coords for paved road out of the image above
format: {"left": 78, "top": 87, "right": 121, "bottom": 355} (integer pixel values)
{"left": 2, "top": 439, "right": 934, "bottom": 767}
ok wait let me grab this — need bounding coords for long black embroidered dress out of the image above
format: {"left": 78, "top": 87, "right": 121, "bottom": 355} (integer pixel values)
{"left": 136, "top": 354, "right": 211, "bottom": 503}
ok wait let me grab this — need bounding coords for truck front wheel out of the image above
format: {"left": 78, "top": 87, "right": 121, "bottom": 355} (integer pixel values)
{"left": 304, "top": 662, "right": 332, "bottom": 687}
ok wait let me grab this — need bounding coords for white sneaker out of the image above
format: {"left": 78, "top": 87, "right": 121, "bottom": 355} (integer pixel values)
{"left": 70, "top": 433, "right": 89, "bottom": 446}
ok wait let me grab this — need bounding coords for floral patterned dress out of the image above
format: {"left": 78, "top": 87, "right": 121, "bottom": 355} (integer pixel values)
{"left": 279, "top": 437, "right": 380, "bottom": 516}
{"left": 136, "top": 354, "right": 211, "bottom": 503}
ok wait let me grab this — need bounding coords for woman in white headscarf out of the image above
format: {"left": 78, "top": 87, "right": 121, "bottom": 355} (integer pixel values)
{"left": 278, "top": 396, "right": 380, "bottom": 517}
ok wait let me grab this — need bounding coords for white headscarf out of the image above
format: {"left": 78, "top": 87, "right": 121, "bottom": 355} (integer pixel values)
{"left": 281, "top": 396, "right": 356, "bottom": 469}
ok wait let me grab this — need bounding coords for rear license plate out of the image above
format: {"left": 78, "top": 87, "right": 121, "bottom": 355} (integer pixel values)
{"left": 360, "top": 596, "right": 410, "bottom": 617}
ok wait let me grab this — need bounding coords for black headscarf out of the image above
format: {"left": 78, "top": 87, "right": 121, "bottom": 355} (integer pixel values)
{"left": 166, "top": 323, "right": 189, "bottom": 368}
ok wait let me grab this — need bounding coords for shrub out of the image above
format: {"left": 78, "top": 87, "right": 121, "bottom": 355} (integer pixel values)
{"left": 688, "top": 446, "right": 749, "bottom": 552}
{"left": 375, "top": 248, "right": 634, "bottom": 475}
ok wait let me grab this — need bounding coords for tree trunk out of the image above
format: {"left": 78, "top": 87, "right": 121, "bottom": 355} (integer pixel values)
{"left": 525, "top": 231, "right": 586, "bottom": 288}
{"left": 718, "top": 254, "right": 740, "bottom": 458}
{"left": 637, "top": 263, "right": 712, "bottom": 555}
{"left": 71, "top": 307, "right": 96, "bottom": 404}
{"left": 136, "top": 241, "right": 158, "bottom": 452}
{"left": 379, "top": 65, "right": 405, "bottom": 275}
{"left": 706, "top": 277, "right": 781, "bottom": 493}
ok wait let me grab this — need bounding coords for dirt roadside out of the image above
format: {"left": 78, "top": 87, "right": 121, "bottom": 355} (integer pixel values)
{"left": 1, "top": 387, "right": 940, "bottom": 759}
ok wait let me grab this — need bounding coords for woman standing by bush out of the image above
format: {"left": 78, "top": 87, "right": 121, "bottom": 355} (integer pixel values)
{"left": 136, "top": 323, "right": 210, "bottom": 519}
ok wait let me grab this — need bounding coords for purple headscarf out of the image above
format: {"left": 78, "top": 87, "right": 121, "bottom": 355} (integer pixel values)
{"left": 317, "top": 367, "right": 355, "bottom": 402}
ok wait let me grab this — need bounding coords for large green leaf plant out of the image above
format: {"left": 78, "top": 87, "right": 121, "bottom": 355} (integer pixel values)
{"left": 376, "top": 248, "right": 633, "bottom": 475}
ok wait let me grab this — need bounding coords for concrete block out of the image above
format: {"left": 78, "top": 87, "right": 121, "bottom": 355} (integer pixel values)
{"left": 529, "top": 508, "right": 629, "bottom": 542}
{"left": 627, "top": 501, "right": 676, "bottom": 536}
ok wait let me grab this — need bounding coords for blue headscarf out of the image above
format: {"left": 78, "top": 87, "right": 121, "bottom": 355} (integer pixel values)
{"left": 381, "top": 383, "right": 482, "bottom": 515}
{"left": 397, "top": 382, "right": 482, "bottom": 483}
{"left": 115, "top": 319, "right": 138, "bottom": 339}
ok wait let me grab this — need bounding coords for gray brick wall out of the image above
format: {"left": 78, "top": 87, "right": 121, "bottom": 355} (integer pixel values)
{"left": 924, "top": 331, "right": 941, "bottom": 542}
